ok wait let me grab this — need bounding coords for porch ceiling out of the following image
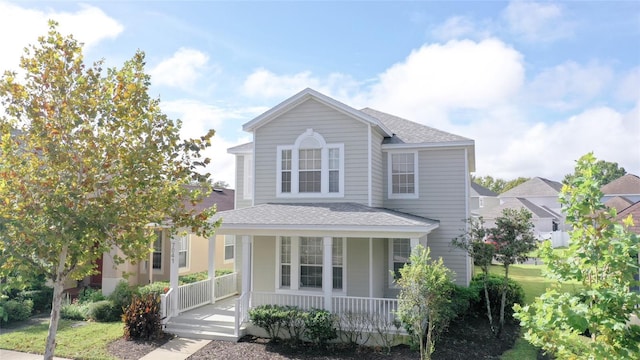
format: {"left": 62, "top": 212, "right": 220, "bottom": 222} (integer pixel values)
{"left": 211, "top": 202, "right": 439, "bottom": 238}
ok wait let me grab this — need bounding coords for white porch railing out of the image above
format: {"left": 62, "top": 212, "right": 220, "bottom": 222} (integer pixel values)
{"left": 332, "top": 295, "right": 398, "bottom": 323}
{"left": 235, "top": 292, "right": 249, "bottom": 337}
{"left": 160, "top": 288, "right": 173, "bottom": 325}
{"left": 178, "top": 278, "right": 211, "bottom": 312}
{"left": 251, "top": 291, "right": 325, "bottom": 310}
{"left": 215, "top": 272, "right": 238, "bottom": 300}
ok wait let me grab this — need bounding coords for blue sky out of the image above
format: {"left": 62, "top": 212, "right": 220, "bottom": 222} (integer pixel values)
{"left": 1, "top": 1, "right": 638, "bottom": 187}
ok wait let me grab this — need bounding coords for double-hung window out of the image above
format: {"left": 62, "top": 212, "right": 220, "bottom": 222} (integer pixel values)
{"left": 152, "top": 230, "right": 163, "bottom": 270}
{"left": 391, "top": 238, "right": 410, "bottom": 281}
{"left": 278, "top": 236, "right": 344, "bottom": 291}
{"left": 224, "top": 236, "right": 235, "bottom": 263}
{"left": 178, "top": 235, "right": 189, "bottom": 268}
{"left": 388, "top": 152, "right": 418, "bottom": 198}
{"left": 277, "top": 129, "right": 344, "bottom": 197}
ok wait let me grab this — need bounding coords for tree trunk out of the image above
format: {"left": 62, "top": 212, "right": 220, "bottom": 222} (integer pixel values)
{"left": 44, "top": 245, "right": 68, "bottom": 360}
{"left": 483, "top": 271, "right": 495, "bottom": 334}
{"left": 497, "top": 265, "right": 509, "bottom": 339}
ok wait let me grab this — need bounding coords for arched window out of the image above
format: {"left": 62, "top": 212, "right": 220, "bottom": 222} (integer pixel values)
{"left": 277, "top": 129, "right": 344, "bottom": 197}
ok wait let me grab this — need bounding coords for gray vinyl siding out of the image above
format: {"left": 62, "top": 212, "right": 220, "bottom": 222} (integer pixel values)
{"left": 370, "top": 130, "right": 384, "bottom": 207}
{"left": 252, "top": 236, "right": 276, "bottom": 292}
{"left": 253, "top": 98, "right": 369, "bottom": 205}
{"left": 383, "top": 148, "right": 470, "bottom": 285}
{"left": 346, "top": 238, "right": 369, "bottom": 297}
{"left": 235, "top": 156, "right": 252, "bottom": 209}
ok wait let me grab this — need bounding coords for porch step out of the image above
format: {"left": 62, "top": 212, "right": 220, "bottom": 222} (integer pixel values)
{"left": 164, "top": 318, "right": 244, "bottom": 342}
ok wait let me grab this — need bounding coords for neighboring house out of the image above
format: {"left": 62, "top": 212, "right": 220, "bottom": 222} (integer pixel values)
{"left": 605, "top": 196, "right": 635, "bottom": 213}
{"left": 493, "top": 177, "right": 568, "bottom": 246}
{"left": 470, "top": 182, "right": 499, "bottom": 214}
{"left": 160, "top": 88, "right": 476, "bottom": 340}
{"left": 99, "top": 188, "right": 236, "bottom": 295}
{"left": 601, "top": 174, "right": 640, "bottom": 203}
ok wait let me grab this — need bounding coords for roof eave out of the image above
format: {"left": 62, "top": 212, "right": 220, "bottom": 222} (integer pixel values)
{"left": 215, "top": 222, "right": 439, "bottom": 238}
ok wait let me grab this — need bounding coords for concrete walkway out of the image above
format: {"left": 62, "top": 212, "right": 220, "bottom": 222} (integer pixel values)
{"left": 0, "top": 337, "right": 211, "bottom": 360}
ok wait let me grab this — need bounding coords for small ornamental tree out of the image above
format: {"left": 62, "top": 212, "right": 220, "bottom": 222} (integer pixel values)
{"left": 488, "top": 208, "right": 537, "bottom": 337}
{"left": 514, "top": 153, "right": 640, "bottom": 359}
{"left": 396, "top": 245, "right": 454, "bottom": 360}
{"left": 0, "top": 22, "right": 218, "bottom": 360}
{"left": 452, "top": 216, "right": 496, "bottom": 333}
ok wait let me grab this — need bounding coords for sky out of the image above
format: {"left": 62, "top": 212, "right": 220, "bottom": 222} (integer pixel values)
{"left": 1, "top": 0, "right": 638, "bottom": 188}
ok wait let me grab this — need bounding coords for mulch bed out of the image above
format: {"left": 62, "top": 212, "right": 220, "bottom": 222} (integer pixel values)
{"left": 107, "top": 317, "right": 530, "bottom": 360}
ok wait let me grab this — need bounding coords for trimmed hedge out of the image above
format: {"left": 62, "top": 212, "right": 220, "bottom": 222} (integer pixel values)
{"left": 469, "top": 273, "right": 525, "bottom": 319}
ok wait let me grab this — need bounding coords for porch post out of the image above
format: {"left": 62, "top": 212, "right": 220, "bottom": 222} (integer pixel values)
{"left": 169, "top": 233, "right": 179, "bottom": 317}
{"left": 368, "top": 238, "right": 373, "bottom": 298}
{"left": 322, "top": 236, "right": 333, "bottom": 312}
{"left": 242, "top": 235, "right": 251, "bottom": 309}
{"left": 410, "top": 238, "right": 419, "bottom": 252}
{"left": 208, "top": 235, "right": 216, "bottom": 303}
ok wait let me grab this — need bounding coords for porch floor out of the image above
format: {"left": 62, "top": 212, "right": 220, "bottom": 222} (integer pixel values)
{"left": 164, "top": 296, "right": 243, "bottom": 342}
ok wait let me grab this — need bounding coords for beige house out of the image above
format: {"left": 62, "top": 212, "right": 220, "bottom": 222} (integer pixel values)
{"left": 99, "top": 188, "right": 236, "bottom": 295}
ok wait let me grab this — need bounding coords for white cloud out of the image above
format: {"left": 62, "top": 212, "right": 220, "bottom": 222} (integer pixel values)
{"left": 430, "top": 16, "right": 491, "bottom": 41}
{"left": 502, "top": 1, "right": 573, "bottom": 42}
{"left": 149, "top": 48, "right": 211, "bottom": 91}
{"left": 0, "top": 1, "right": 123, "bottom": 73}
{"left": 366, "top": 38, "right": 524, "bottom": 125}
{"left": 616, "top": 66, "right": 640, "bottom": 104}
{"left": 527, "top": 61, "right": 613, "bottom": 110}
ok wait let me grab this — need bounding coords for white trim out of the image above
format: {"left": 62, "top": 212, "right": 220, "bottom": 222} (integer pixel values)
{"left": 388, "top": 238, "right": 411, "bottom": 288}
{"left": 243, "top": 154, "right": 253, "bottom": 200}
{"left": 381, "top": 141, "right": 474, "bottom": 150}
{"left": 224, "top": 235, "right": 235, "bottom": 264}
{"left": 276, "top": 129, "right": 345, "bottom": 198}
{"left": 251, "top": 134, "right": 255, "bottom": 206}
{"left": 387, "top": 151, "right": 419, "bottom": 199}
{"left": 367, "top": 124, "right": 372, "bottom": 207}
{"left": 368, "top": 238, "right": 373, "bottom": 298}
{"left": 178, "top": 234, "right": 189, "bottom": 270}
{"left": 216, "top": 224, "right": 439, "bottom": 238}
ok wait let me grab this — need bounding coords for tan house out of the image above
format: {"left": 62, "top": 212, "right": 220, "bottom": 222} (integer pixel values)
{"left": 99, "top": 188, "right": 236, "bottom": 295}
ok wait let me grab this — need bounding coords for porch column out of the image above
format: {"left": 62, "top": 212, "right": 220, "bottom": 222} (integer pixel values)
{"left": 368, "top": 238, "right": 373, "bottom": 298}
{"left": 169, "top": 233, "right": 179, "bottom": 317}
{"left": 322, "top": 236, "right": 333, "bottom": 312}
{"left": 241, "top": 235, "right": 251, "bottom": 298}
{"left": 410, "top": 238, "right": 419, "bottom": 252}
{"left": 208, "top": 235, "right": 216, "bottom": 303}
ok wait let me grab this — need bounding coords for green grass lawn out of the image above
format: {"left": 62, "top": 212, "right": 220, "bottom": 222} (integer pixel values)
{"left": 0, "top": 320, "right": 122, "bottom": 360}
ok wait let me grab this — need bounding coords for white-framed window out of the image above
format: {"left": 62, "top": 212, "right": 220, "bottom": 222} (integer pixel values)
{"left": 276, "top": 129, "right": 344, "bottom": 197}
{"left": 387, "top": 152, "right": 418, "bottom": 199}
{"left": 152, "top": 230, "right": 163, "bottom": 270}
{"left": 178, "top": 235, "right": 189, "bottom": 268}
{"left": 243, "top": 155, "right": 253, "bottom": 200}
{"left": 224, "top": 236, "right": 235, "bottom": 263}
{"left": 479, "top": 197, "right": 485, "bottom": 208}
{"left": 277, "top": 236, "right": 345, "bottom": 291}
{"left": 389, "top": 238, "right": 410, "bottom": 284}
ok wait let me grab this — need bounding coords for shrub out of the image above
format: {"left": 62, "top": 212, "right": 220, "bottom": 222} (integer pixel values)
{"left": 138, "top": 282, "right": 168, "bottom": 297}
{"left": 215, "top": 269, "right": 233, "bottom": 277}
{"left": 19, "top": 287, "right": 53, "bottom": 313}
{"left": 282, "top": 306, "right": 306, "bottom": 345}
{"left": 0, "top": 299, "right": 33, "bottom": 324}
{"left": 304, "top": 308, "right": 337, "bottom": 346}
{"left": 470, "top": 273, "right": 524, "bottom": 320}
{"left": 123, "top": 293, "right": 163, "bottom": 340}
{"left": 78, "top": 287, "right": 105, "bottom": 304}
{"left": 86, "top": 300, "right": 121, "bottom": 322}
{"left": 109, "top": 280, "right": 138, "bottom": 313}
{"left": 249, "top": 304, "right": 288, "bottom": 340}
{"left": 180, "top": 272, "right": 208, "bottom": 284}
{"left": 446, "top": 282, "right": 480, "bottom": 320}
{"left": 60, "top": 301, "right": 89, "bottom": 320}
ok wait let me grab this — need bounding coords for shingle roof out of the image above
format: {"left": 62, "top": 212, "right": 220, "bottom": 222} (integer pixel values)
{"left": 499, "top": 177, "right": 562, "bottom": 198}
{"left": 360, "top": 108, "right": 471, "bottom": 144}
{"left": 212, "top": 202, "right": 438, "bottom": 230}
{"left": 616, "top": 201, "right": 640, "bottom": 235}
{"left": 601, "top": 174, "right": 640, "bottom": 195}
{"left": 605, "top": 196, "right": 634, "bottom": 213}
{"left": 477, "top": 198, "right": 558, "bottom": 220}
{"left": 471, "top": 182, "right": 498, "bottom": 197}
{"left": 183, "top": 187, "right": 235, "bottom": 213}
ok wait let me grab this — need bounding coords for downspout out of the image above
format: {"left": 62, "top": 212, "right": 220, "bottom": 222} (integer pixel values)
{"left": 251, "top": 131, "right": 255, "bottom": 207}
{"left": 368, "top": 124, "right": 372, "bottom": 207}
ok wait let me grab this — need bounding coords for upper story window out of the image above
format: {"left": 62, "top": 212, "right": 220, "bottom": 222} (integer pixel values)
{"left": 388, "top": 151, "right": 419, "bottom": 199}
{"left": 277, "top": 129, "right": 344, "bottom": 197}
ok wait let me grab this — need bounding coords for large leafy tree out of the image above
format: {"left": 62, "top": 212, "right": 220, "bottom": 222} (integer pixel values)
{"left": 0, "top": 23, "right": 217, "bottom": 360}
{"left": 396, "top": 245, "right": 454, "bottom": 360}
{"left": 562, "top": 158, "right": 626, "bottom": 186}
{"left": 515, "top": 153, "right": 640, "bottom": 359}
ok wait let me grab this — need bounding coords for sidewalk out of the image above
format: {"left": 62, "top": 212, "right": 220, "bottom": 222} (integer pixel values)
{"left": 0, "top": 337, "right": 211, "bottom": 360}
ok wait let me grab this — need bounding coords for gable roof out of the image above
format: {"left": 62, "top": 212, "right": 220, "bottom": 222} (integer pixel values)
{"left": 360, "top": 108, "right": 472, "bottom": 144}
{"left": 601, "top": 174, "right": 640, "bottom": 195}
{"left": 470, "top": 182, "right": 498, "bottom": 197}
{"left": 616, "top": 201, "right": 640, "bottom": 235}
{"left": 605, "top": 196, "right": 634, "bottom": 213}
{"left": 184, "top": 187, "right": 235, "bottom": 213}
{"left": 211, "top": 202, "right": 439, "bottom": 237}
{"left": 477, "top": 197, "right": 558, "bottom": 220}
{"left": 499, "top": 177, "right": 563, "bottom": 198}
{"left": 242, "top": 88, "right": 393, "bottom": 136}
{"left": 227, "top": 142, "right": 253, "bottom": 154}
